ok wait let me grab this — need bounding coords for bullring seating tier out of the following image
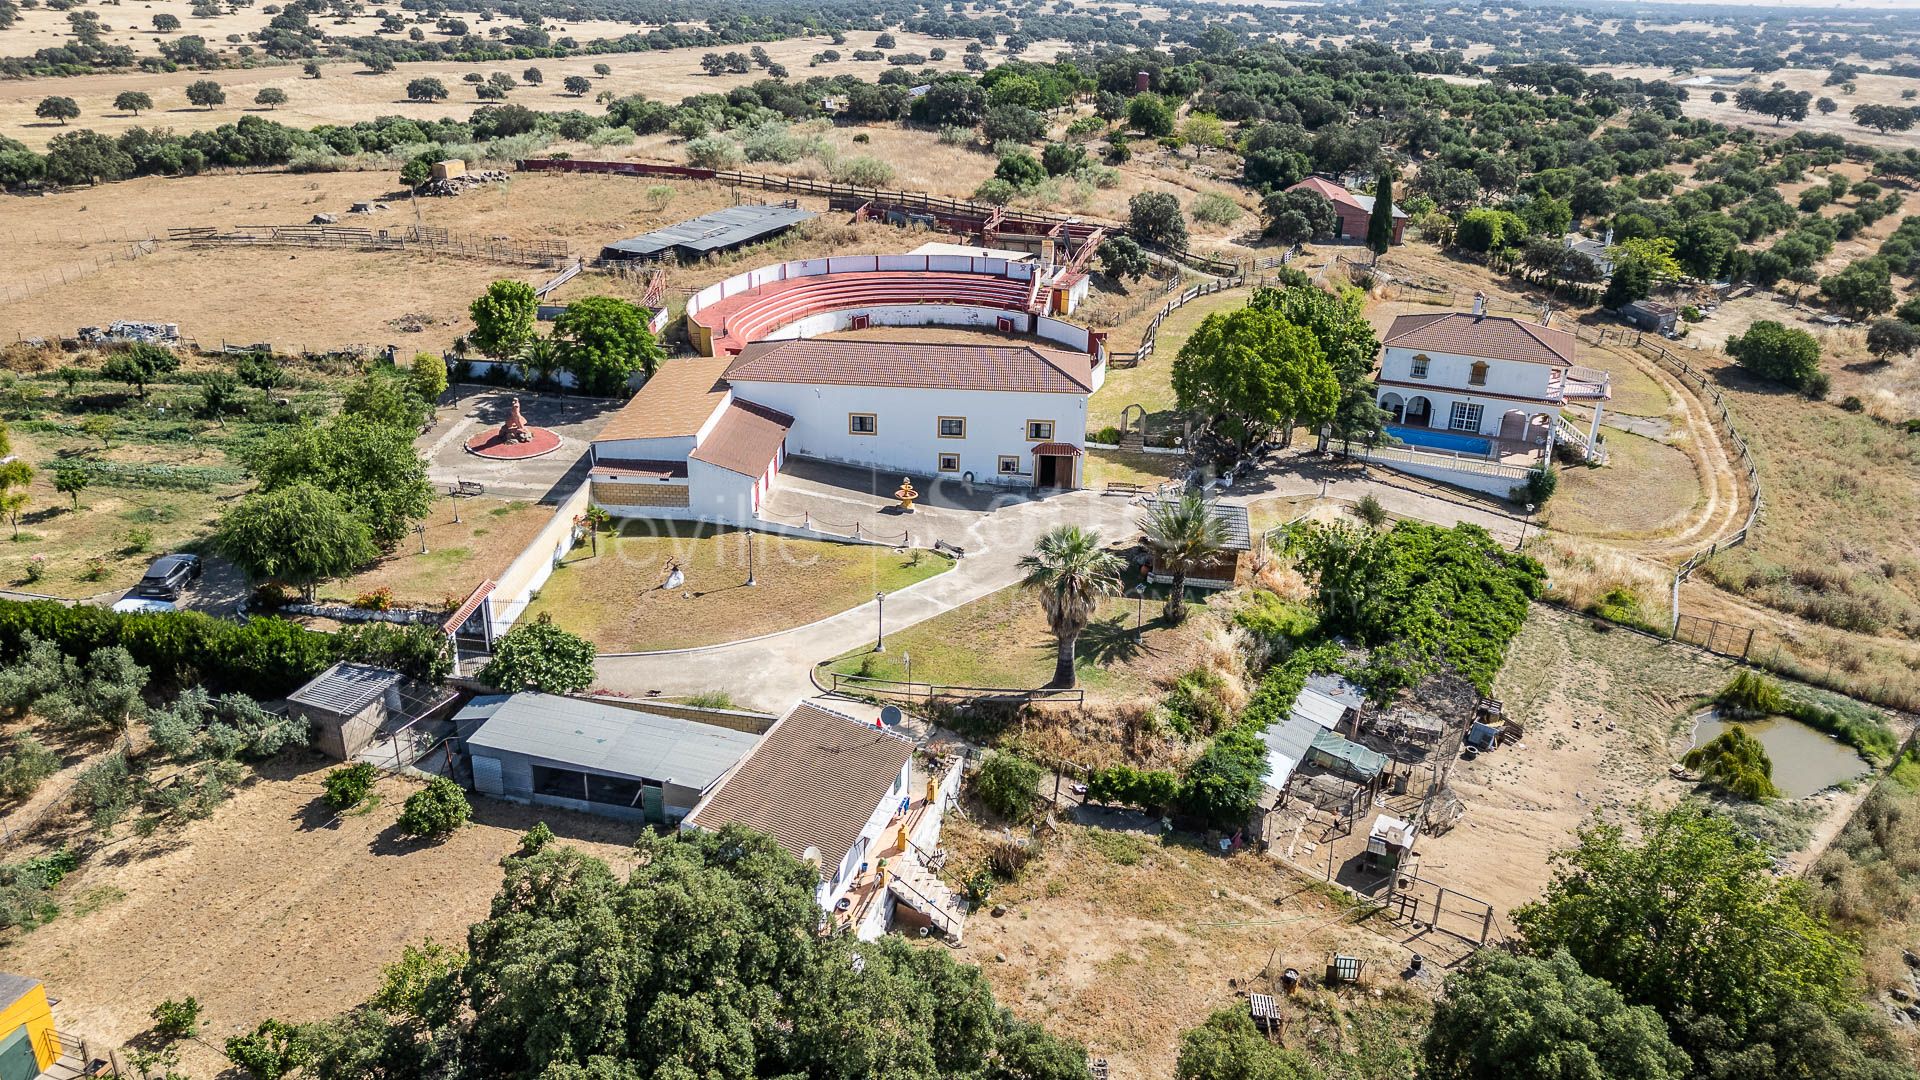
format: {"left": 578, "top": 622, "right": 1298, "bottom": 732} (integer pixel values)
{"left": 690, "top": 271, "right": 1044, "bottom": 356}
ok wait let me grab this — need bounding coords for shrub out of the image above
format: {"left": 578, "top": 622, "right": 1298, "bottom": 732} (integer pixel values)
{"left": 1684, "top": 726, "right": 1781, "bottom": 800}
{"left": 973, "top": 750, "right": 1041, "bottom": 822}
{"left": 1085, "top": 763, "right": 1181, "bottom": 813}
{"left": 398, "top": 776, "right": 470, "bottom": 838}
{"left": 1719, "top": 670, "right": 1786, "bottom": 717}
{"left": 1513, "top": 465, "right": 1558, "bottom": 507}
{"left": 1190, "top": 192, "right": 1243, "bottom": 226}
{"left": 683, "top": 134, "right": 741, "bottom": 170}
{"left": 1727, "top": 319, "right": 1822, "bottom": 391}
{"left": 322, "top": 761, "right": 377, "bottom": 811}
{"left": 829, "top": 154, "right": 894, "bottom": 186}
{"left": 0, "top": 735, "right": 57, "bottom": 800}
{"left": 1092, "top": 425, "right": 1122, "bottom": 444}
{"left": 1162, "top": 669, "right": 1230, "bottom": 738}
{"left": 351, "top": 587, "right": 395, "bottom": 612}
{"left": 150, "top": 996, "right": 202, "bottom": 1039}
{"left": 1353, "top": 493, "right": 1388, "bottom": 527}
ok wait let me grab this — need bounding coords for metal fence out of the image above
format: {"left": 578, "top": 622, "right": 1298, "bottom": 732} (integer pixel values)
{"left": 817, "top": 668, "right": 1087, "bottom": 706}
{"left": 0, "top": 239, "right": 160, "bottom": 306}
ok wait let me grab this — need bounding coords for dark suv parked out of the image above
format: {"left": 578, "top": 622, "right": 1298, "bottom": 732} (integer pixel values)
{"left": 133, "top": 553, "right": 202, "bottom": 599}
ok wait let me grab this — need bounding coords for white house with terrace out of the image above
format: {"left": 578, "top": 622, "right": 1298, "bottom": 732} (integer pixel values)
{"left": 1366, "top": 298, "right": 1612, "bottom": 494}
{"left": 588, "top": 338, "right": 1099, "bottom": 527}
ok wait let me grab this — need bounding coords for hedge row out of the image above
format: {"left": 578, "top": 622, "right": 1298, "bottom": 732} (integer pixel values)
{"left": 0, "top": 601, "right": 448, "bottom": 698}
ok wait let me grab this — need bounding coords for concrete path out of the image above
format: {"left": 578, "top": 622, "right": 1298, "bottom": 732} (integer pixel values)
{"left": 591, "top": 449, "right": 1526, "bottom": 713}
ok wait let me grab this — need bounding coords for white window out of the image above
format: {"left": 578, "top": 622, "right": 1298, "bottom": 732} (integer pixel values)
{"left": 998, "top": 455, "right": 1023, "bottom": 475}
{"left": 1409, "top": 354, "right": 1430, "bottom": 379}
{"left": 937, "top": 453, "right": 960, "bottom": 473}
{"left": 1026, "top": 420, "right": 1055, "bottom": 441}
{"left": 937, "top": 416, "right": 966, "bottom": 438}
{"left": 1448, "top": 402, "right": 1484, "bottom": 433}
{"left": 848, "top": 413, "right": 876, "bottom": 435}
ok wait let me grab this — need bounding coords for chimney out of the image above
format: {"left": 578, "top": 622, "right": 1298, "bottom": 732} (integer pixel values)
{"left": 1135, "top": 71, "right": 1150, "bottom": 93}
{"left": 1472, "top": 292, "right": 1486, "bottom": 318}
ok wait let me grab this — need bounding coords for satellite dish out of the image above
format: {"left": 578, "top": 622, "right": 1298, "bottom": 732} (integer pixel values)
{"left": 879, "top": 706, "right": 903, "bottom": 728}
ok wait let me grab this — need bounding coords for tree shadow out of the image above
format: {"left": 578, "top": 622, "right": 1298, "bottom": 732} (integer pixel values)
{"left": 367, "top": 820, "right": 438, "bottom": 856}
{"left": 291, "top": 794, "right": 341, "bottom": 832}
{"left": 1077, "top": 612, "right": 1153, "bottom": 667}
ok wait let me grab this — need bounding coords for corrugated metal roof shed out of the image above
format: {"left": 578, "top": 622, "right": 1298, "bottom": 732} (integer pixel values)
{"left": 1260, "top": 715, "right": 1320, "bottom": 791}
{"left": 601, "top": 204, "right": 816, "bottom": 260}
{"left": 1290, "top": 687, "right": 1349, "bottom": 731}
{"left": 1305, "top": 673, "right": 1366, "bottom": 712}
{"left": 465, "top": 693, "right": 760, "bottom": 789}
{"left": 288, "top": 662, "right": 403, "bottom": 717}
{"left": 1143, "top": 498, "right": 1252, "bottom": 551}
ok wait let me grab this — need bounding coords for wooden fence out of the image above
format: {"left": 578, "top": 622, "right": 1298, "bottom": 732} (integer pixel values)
{"left": 165, "top": 224, "right": 571, "bottom": 267}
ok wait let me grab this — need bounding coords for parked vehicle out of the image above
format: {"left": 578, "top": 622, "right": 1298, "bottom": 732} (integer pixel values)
{"left": 133, "top": 553, "right": 202, "bottom": 599}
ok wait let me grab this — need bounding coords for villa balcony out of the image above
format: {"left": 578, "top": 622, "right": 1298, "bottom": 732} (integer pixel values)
{"left": 1550, "top": 365, "right": 1613, "bottom": 402}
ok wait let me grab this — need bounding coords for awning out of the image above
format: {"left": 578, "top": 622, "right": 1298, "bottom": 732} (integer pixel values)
{"left": 1030, "top": 442, "right": 1082, "bottom": 456}
{"left": 442, "top": 579, "right": 495, "bottom": 634}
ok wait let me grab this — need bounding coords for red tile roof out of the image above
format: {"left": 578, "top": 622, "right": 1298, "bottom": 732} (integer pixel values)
{"left": 595, "top": 356, "right": 733, "bottom": 441}
{"left": 1382, "top": 311, "right": 1576, "bottom": 367}
{"left": 1030, "top": 441, "right": 1081, "bottom": 456}
{"left": 684, "top": 702, "right": 915, "bottom": 872}
{"left": 689, "top": 399, "right": 793, "bottom": 478}
{"left": 726, "top": 339, "right": 1094, "bottom": 395}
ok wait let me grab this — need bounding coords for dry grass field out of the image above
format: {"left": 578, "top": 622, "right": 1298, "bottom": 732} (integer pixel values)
{"left": 1588, "top": 65, "right": 1920, "bottom": 148}
{"left": 0, "top": 757, "right": 643, "bottom": 1078}
{"left": 946, "top": 816, "right": 1428, "bottom": 1080}
{"left": 4, "top": 0, "right": 651, "bottom": 60}
{"left": 0, "top": 173, "right": 887, "bottom": 348}
{"left": 0, "top": 32, "right": 1064, "bottom": 150}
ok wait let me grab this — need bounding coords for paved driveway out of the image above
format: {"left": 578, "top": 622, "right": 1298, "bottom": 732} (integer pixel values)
{"left": 419, "top": 387, "right": 626, "bottom": 504}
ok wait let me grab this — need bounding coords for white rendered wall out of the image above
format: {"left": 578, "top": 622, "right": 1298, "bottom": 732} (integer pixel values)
{"left": 728, "top": 381, "right": 1087, "bottom": 486}
{"left": 1379, "top": 345, "right": 1558, "bottom": 402}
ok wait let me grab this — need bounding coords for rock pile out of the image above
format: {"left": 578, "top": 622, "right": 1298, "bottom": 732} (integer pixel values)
{"left": 418, "top": 169, "right": 509, "bottom": 197}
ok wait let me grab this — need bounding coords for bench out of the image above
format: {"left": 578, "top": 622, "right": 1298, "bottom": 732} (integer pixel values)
{"left": 1103, "top": 481, "right": 1148, "bottom": 496}
{"left": 448, "top": 480, "right": 484, "bottom": 497}
{"left": 934, "top": 539, "right": 967, "bottom": 559}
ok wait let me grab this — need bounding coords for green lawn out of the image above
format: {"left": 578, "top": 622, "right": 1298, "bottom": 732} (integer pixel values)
{"left": 523, "top": 521, "right": 954, "bottom": 652}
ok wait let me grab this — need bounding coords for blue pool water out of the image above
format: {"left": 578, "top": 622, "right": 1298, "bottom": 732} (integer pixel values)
{"left": 1386, "top": 425, "right": 1491, "bottom": 456}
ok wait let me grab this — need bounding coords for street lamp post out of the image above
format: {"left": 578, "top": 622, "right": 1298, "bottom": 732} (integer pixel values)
{"left": 1133, "top": 582, "right": 1147, "bottom": 638}
{"left": 744, "top": 529, "right": 756, "bottom": 586}
{"left": 1516, "top": 503, "right": 1537, "bottom": 551}
{"left": 874, "top": 591, "right": 886, "bottom": 652}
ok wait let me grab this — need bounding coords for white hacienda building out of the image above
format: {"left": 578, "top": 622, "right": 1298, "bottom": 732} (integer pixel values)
{"left": 1375, "top": 300, "right": 1610, "bottom": 449}
{"left": 588, "top": 338, "right": 1098, "bottom": 526}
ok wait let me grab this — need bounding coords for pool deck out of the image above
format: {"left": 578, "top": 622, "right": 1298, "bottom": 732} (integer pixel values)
{"left": 1386, "top": 426, "right": 1547, "bottom": 468}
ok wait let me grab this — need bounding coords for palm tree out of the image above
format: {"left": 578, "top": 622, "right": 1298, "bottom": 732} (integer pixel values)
{"left": 1139, "top": 492, "right": 1227, "bottom": 624}
{"left": 517, "top": 335, "right": 563, "bottom": 387}
{"left": 1018, "top": 525, "right": 1123, "bottom": 689}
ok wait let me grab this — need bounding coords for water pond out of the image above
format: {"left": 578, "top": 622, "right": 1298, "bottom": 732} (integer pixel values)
{"left": 1691, "top": 711, "right": 1870, "bottom": 799}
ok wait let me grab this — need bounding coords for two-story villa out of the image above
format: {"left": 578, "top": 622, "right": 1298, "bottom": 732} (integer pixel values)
{"left": 1374, "top": 297, "right": 1611, "bottom": 453}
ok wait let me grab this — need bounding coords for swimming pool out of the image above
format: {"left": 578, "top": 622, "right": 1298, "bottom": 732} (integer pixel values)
{"left": 1386, "top": 425, "right": 1492, "bottom": 456}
